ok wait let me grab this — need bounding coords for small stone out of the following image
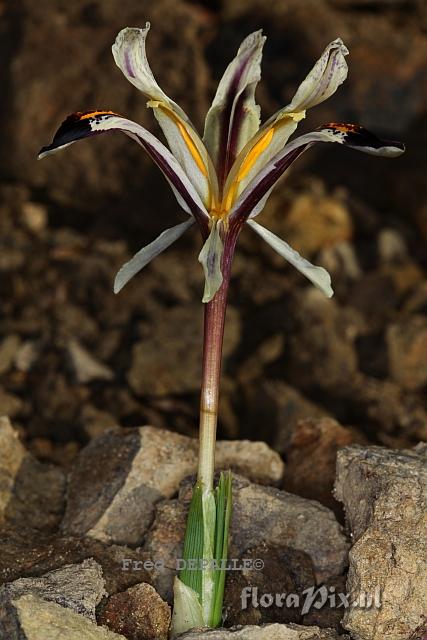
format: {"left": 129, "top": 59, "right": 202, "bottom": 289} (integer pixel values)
{"left": 279, "top": 193, "right": 353, "bottom": 255}
{"left": 1, "top": 594, "right": 126, "bottom": 640}
{"left": 283, "top": 417, "right": 365, "bottom": 513}
{"left": 67, "top": 339, "right": 114, "bottom": 384}
{"left": 62, "top": 427, "right": 284, "bottom": 545}
{"left": 143, "top": 500, "right": 187, "bottom": 602}
{"left": 0, "top": 417, "right": 66, "bottom": 532}
{"left": 0, "top": 335, "right": 21, "bottom": 375}
{"left": 13, "top": 340, "right": 40, "bottom": 372}
{"left": 224, "top": 543, "right": 315, "bottom": 626}
{"left": 177, "top": 623, "right": 349, "bottom": 639}
{"left": 21, "top": 201, "right": 48, "bottom": 233}
{"left": 335, "top": 445, "right": 427, "bottom": 640}
{"left": 98, "top": 583, "right": 171, "bottom": 640}
{"left": 0, "top": 388, "right": 23, "bottom": 418}
{"left": 80, "top": 405, "right": 118, "bottom": 440}
{"left": 128, "top": 305, "right": 240, "bottom": 396}
{"left": 241, "top": 380, "right": 327, "bottom": 454}
{"left": 0, "top": 559, "right": 106, "bottom": 621}
{"left": 378, "top": 228, "right": 408, "bottom": 264}
{"left": 387, "top": 315, "right": 427, "bottom": 391}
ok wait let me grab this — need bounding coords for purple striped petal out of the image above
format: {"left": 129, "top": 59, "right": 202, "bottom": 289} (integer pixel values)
{"left": 203, "top": 31, "right": 265, "bottom": 190}
{"left": 38, "top": 110, "right": 209, "bottom": 230}
{"left": 230, "top": 123, "right": 405, "bottom": 222}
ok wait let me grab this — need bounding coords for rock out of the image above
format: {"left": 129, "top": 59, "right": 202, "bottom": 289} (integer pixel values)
{"left": 143, "top": 500, "right": 188, "bottom": 603}
{"left": 98, "top": 582, "right": 171, "bottom": 640}
{"left": 283, "top": 417, "right": 366, "bottom": 513}
{"left": 277, "top": 193, "right": 353, "bottom": 256}
{"left": 0, "top": 525, "right": 154, "bottom": 596}
{"left": 0, "top": 388, "right": 23, "bottom": 418}
{"left": 13, "top": 340, "right": 41, "bottom": 372}
{"left": 386, "top": 315, "right": 427, "bottom": 391}
{"left": 0, "top": 417, "right": 66, "bottom": 531}
{"left": 21, "top": 201, "right": 48, "bottom": 234}
{"left": 228, "top": 476, "right": 349, "bottom": 585}
{"left": 241, "top": 380, "right": 327, "bottom": 454}
{"left": 67, "top": 338, "right": 114, "bottom": 384}
{"left": 0, "top": 559, "right": 106, "bottom": 621}
{"left": 335, "top": 445, "right": 427, "bottom": 640}
{"left": 80, "top": 405, "right": 119, "bottom": 440}
{"left": 178, "top": 474, "right": 349, "bottom": 585}
{"left": 224, "top": 543, "right": 315, "bottom": 626}
{"left": 284, "top": 290, "right": 362, "bottom": 392}
{"left": 0, "top": 335, "right": 20, "bottom": 375}
{"left": 62, "top": 426, "right": 284, "bottom": 545}
{"left": 1, "top": 593, "right": 126, "bottom": 640}
{"left": 128, "top": 305, "right": 240, "bottom": 396}
{"left": 345, "top": 374, "right": 427, "bottom": 445}
{"left": 377, "top": 228, "right": 408, "bottom": 264}
{"left": 178, "top": 623, "right": 349, "bottom": 639}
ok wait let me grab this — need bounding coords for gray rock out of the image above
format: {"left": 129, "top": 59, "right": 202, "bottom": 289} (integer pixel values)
{"left": 0, "top": 559, "right": 106, "bottom": 621}
{"left": 228, "top": 476, "right": 349, "bottom": 585}
{"left": 67, "top": 338, "right": 114, "bottom": 384}
{"left": 0, "top": 417, "right": 66, "bottom": 532}
{"left": 63, "top": 426, "right": 284, "bottom": 545}
{"left": 335, "top": 444, "right": 427, "bottom": 640}
{"left": 177, "top": 623, "right": 349, "bottom": 639}
{"left": 4, "top": 594, "right": 126, "bottom": 640}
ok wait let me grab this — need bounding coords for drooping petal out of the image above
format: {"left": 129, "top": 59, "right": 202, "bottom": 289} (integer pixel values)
{"left": 38, "top": 111, "right": 209, "bottom": 228}
{"left": 247, "top": 219, "right": 333, "bottom": 297}
{"left": 112, "top": 24, "right": 188, "bottom": 121}
{"left": 203, "top": 30, "right": 266, "bottom": 188}
{"left": 223, "top": 39, "right": 349, "bottom": 206}
{"left": 114, "top": 217, "right": 194, "bottom": 293}
{"left": 231, "top": 123, "right": 405, "bottom": 222}
{"left": 198, "top": 219, "right": 224, "bottom": 303}
{"left": 113, "top": 25, "right": 216, "bottom": 206}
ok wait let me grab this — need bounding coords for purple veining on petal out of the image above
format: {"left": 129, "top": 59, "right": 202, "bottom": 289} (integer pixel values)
{"left": 231, "top": 145, "right": 309, "bottom": 224}
{"left": 140, "top": 137, "right": 209, "bottom": 232}
{"left": 124, "top": 50, "right": 136, "bottom": 78}
{"left": 216, "top": 56, "right": 250, "bottom": 191}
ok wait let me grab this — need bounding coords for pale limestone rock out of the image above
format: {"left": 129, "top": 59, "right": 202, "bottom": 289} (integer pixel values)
{"left": 335, "top": 444, "right": 427, "bottom": 640}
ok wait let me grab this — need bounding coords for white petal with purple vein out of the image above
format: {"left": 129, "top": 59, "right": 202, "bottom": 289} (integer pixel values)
{"left": 114, "top": 217, "right": 194, "bottom": 293}
{"left": 247, "top": 219, "right": 334, "bottom": 298}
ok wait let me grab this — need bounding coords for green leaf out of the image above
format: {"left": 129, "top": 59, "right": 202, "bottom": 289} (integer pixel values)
{"left": 211, "top": 471, "right": 233, "bottom": 627}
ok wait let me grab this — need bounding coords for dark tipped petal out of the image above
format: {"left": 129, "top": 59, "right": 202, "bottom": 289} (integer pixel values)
{"left": 38, "top": 111, "right": 209, "bottom": 228}
{"left": 319, "top": 123, "right": 405, "bottom": 157}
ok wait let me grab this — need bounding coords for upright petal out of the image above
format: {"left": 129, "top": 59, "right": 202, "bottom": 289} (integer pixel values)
{"left": 113, "top": 25, "right": 216, "bottom": 207}
{"left": 230, "top": 123, "right": 405, "bottom": 222}
{"left": 114, "top": 218, "right": 194, "bottom": 293}
{"left": 223, "top": 39, "right": 349, "bottom": 208}
{"left": 203, "top": 30, "right": 266, "bottom": 189}
{"left": 247, "top": 220, "right": 333, "bottom": 297}
{"left": 38, "top": 110, "right": 209, "bottom": 229}
{"left": 198, "top": 219, "right": 224, "bottom": 303}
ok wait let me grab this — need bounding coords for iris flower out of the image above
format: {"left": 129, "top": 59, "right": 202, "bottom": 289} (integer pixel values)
{"left": 39, "top": 25, "right": 404, "bottom": 302}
